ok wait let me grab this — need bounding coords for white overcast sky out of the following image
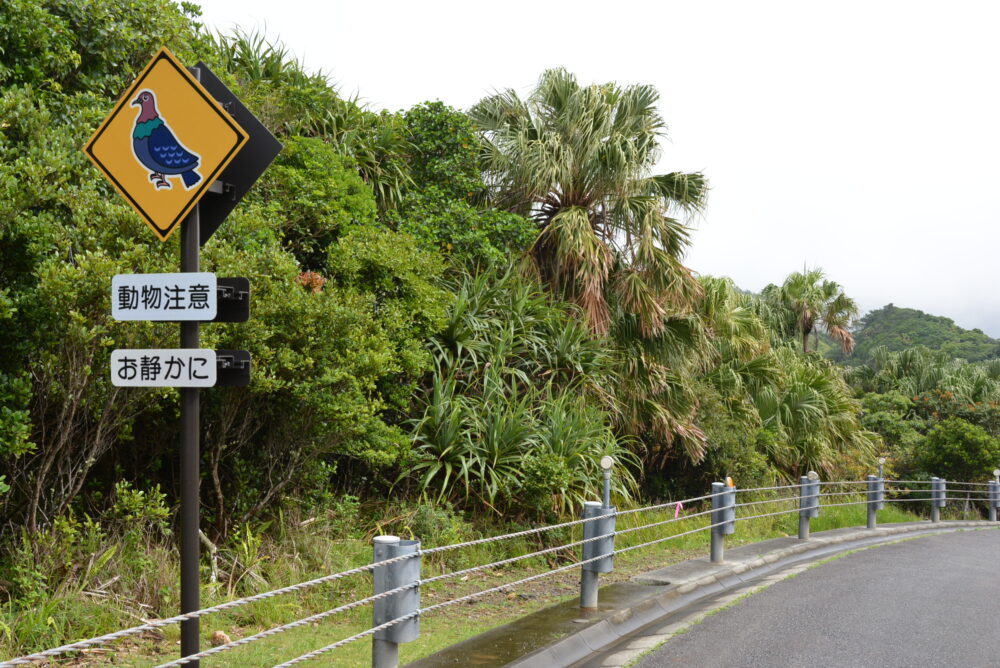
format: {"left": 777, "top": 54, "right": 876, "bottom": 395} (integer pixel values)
{"left": 196, "top": 0, "right": 1000, "bottom": 337}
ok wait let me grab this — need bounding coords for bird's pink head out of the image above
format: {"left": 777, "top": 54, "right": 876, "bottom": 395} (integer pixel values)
{"left": 131, "top": 90, "right": 159, "bottom": 123}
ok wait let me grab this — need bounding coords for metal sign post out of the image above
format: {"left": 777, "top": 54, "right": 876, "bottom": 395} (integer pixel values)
{"left": 86, "top": 46, "right": 280, "bottom": 666}
{"left": 179, "top": 196, "right": 201, "bottom": 664}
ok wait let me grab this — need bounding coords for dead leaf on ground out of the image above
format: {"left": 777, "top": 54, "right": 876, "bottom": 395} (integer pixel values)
{"left": 210, "top": 630, "right": 232, "bottom": 647}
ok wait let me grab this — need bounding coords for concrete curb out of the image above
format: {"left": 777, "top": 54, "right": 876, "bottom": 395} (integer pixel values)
{"left": 406, "top": 521, "right": 999, "bottom": 668}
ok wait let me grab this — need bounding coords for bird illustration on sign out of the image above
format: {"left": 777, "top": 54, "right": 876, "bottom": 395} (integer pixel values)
{"left": 130, "top": 90, "right": 202, "bottom": 190}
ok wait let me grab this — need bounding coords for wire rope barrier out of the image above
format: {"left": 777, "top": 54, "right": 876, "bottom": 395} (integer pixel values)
{"left": 816, "top": 480, "right": 875, "bottom": 486}
{"left": 161, "top": 503, "right": 766, "bottom": 666}
{"left": 156, "top": 519, "right": 653, "bottom": 666}
{"left": 152, "top": 489, "right": 1000, "bottom": 666}
{"left": 726, "top": 483, "right": 806, "bottom": 493}
{"left": 4, "top": 474, "right": 998, "bottom": 668}
{"left": 272, "top": 515, "right": 744, "bottom": 667}
{"left": 0, "top": 491, "right": 721, "bottom": 667}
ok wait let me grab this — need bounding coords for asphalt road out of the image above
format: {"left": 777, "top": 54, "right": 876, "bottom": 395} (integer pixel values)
{"left": 636, "top": 529, "right": 1000, "bottom": 668}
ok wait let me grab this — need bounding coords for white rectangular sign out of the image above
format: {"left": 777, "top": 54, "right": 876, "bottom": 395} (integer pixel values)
{"left": 111, "top": 349, "right": 217, "bottom": 387}
{"left": 112, "top": 273, "right": 217, "bottom": 321}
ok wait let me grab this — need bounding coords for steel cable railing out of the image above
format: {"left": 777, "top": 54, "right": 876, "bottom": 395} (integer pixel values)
{"left": 616, "top": 490, "right": 729, "bottom": 516}
{"left": 896, "top": 480, "right": 990, "bottom": 486}
{"left": 162, "top": 502, "right": 743, "bottom": 665}
{"left": 273, "top": 610, "right": 421, "bottom": 667}
{"left": 4, "top": 476, "right": 998, "bottom": 668}
{"left": 0, "top": 490, "right": 719, "bottom": 667}
{"left": 260, "top": 484, "right": 946, "bottom": 665}
{"left": 152, "top": 580, "right": 420, "bottom": 667}
{"left": 817, "top": 480, "right": 873, "bottom": 486}
{"left": 0, "top": 553, "right": 421, "bottom": 666}
{"left": 724, "top": 483, "right": 804, "bottom": 494}
{"left": 155, "top": 519, "right": 644, "bottom": 667}
{"left": 0, "top": 503, "right": 636, "bottom": 667}
{"left": 272, "top": 513, "right": 746, "bottom": 666}
{"left": 275, "top": 486, "right": 946, "bottom": 668}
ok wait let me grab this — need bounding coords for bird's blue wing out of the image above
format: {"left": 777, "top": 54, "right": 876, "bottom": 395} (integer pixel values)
{"left": 149, "top": 124, "right": 199, "bottom": 170}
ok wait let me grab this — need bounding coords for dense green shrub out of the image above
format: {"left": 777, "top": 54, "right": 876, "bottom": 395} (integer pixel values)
{"left": 0, "top": 0, "right": 203, "bottom": 96}
{"left": 915, "top": 417, "right": 1000, "bottom": 482}
{"left": 697, "top": 391, "right": 777, "bottom": 490}
{"left": 394, "top": 102, "right": 536, "bottom": 268}
{"left": 254, "top": 136, "right": 377, "bottom": 270}
{"left": 858, "top": 391, "right": 925, "bottom": 464}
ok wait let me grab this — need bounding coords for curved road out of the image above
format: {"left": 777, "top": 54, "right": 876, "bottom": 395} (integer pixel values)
{"left": 636, "top": 529, "right": 1000, "bottom": 668}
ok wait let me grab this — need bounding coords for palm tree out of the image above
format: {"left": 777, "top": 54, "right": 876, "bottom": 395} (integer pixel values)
{"left": 762, "top": 269, "right": 860, "bottom": 354}
{"left": 469, "top": 68, "right": 708, "bottom": 337}
{"left": 700, "top": 277, "right": 781, "bottom": 422}
{"left": 755, "top": 349, "right": 878, "bottom": 478}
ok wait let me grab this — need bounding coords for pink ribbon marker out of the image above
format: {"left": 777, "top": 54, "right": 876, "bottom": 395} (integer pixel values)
{"left": 675, "top": 501, "right": 683, "bottom": 518}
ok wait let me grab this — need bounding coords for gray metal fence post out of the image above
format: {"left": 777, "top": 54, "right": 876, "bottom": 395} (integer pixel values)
{"left": 939, "top": 478, "right": 947, "bottom": 518}
{"left": 798, "top": 472, "right": 819, "bottom": 539}
{"left": 930, "top": 477, "right": 946, "bottom": 523}
{"left": 580, "top": 501, "right": 616, "bottom": 610}
{"left": 991, "top": 470, "right": 1000, "bottom": 522}
{"left": 798, "top": 476, "right": 810, "bottom": 540}
{"left": 711, "top": 481, "right": 736, "bottom": 563}
{"left": 580, "top": 457, "right": 617, "bottom": 610}
{"left": 986, "top": 480, "right": 1000, "bottom": 522}
{"left": 372, "top": 535, "right": 421, "bottom": 668}
{"left": 866, "top": 474, "right": 884, "bottom": 529}
{"left": 930, "top": 478, "right": 939, "bottom": 522}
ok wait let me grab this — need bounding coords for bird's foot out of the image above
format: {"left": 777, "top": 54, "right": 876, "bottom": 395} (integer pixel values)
{"left": 154, "top": 176, "right": 171, "bottom": 189}
{"left": 149, "top": 172, "right": 161, "bottom": 182}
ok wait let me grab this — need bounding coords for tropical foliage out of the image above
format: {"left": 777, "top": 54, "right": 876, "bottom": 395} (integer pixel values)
{"left": 393, "top": 102, "right": 537, "bottom": 268}
{"left": 915, "top": 418, "right": 1000, "bottom": 483}
{"left": 470, "top": 68, "right": 707, "bottom": 337}
{"left": 846, "top": 345, "right": 1000, "bottom": 481}
{"left": 406, "top": 267, "right": 639, "bottom": 519}
{"left": 3, "top": 2, "right": 993, "bottom": 657}
{"left": 762, "top": 269, "right": 860, "bottom": 354}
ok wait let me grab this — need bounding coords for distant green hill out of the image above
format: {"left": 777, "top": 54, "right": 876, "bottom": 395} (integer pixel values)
{"left": 831, "top": 304, "right": 1000, "bottom": 364}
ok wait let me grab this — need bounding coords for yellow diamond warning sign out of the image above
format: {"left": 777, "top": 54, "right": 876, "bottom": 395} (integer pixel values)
{"left": 83, "top": 47, "right": 248, "bottom": 241}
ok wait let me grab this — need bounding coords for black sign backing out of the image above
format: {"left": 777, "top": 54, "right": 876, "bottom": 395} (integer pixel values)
{"left": 195, "top": 62, "right": 283, "bottom": 246}
{"left": 215, "top": 349, "right": 252, "bottom": 387}
{"left": 214, "top": 277, "right": 250, "bottom": 323}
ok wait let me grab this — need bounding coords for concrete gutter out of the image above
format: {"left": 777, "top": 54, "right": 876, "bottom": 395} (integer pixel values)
{"left": 406, "top": 520, "right": 999, "bottom": 668}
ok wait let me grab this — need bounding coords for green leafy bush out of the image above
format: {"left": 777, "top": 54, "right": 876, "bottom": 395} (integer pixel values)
{"left": 394, "top": 102, "right": 536, "bottom": 268}
{"left": 254, "top": 136, "right": 377, "bottom": 270}
{"left": 915, "top": 417, "right": 1000, "bottom": 482}
{"left": 858, "top": 391, "right": 925, "bottom": 467}
{"left": 0, "top": 0, "right": 202, "bottom": 96}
